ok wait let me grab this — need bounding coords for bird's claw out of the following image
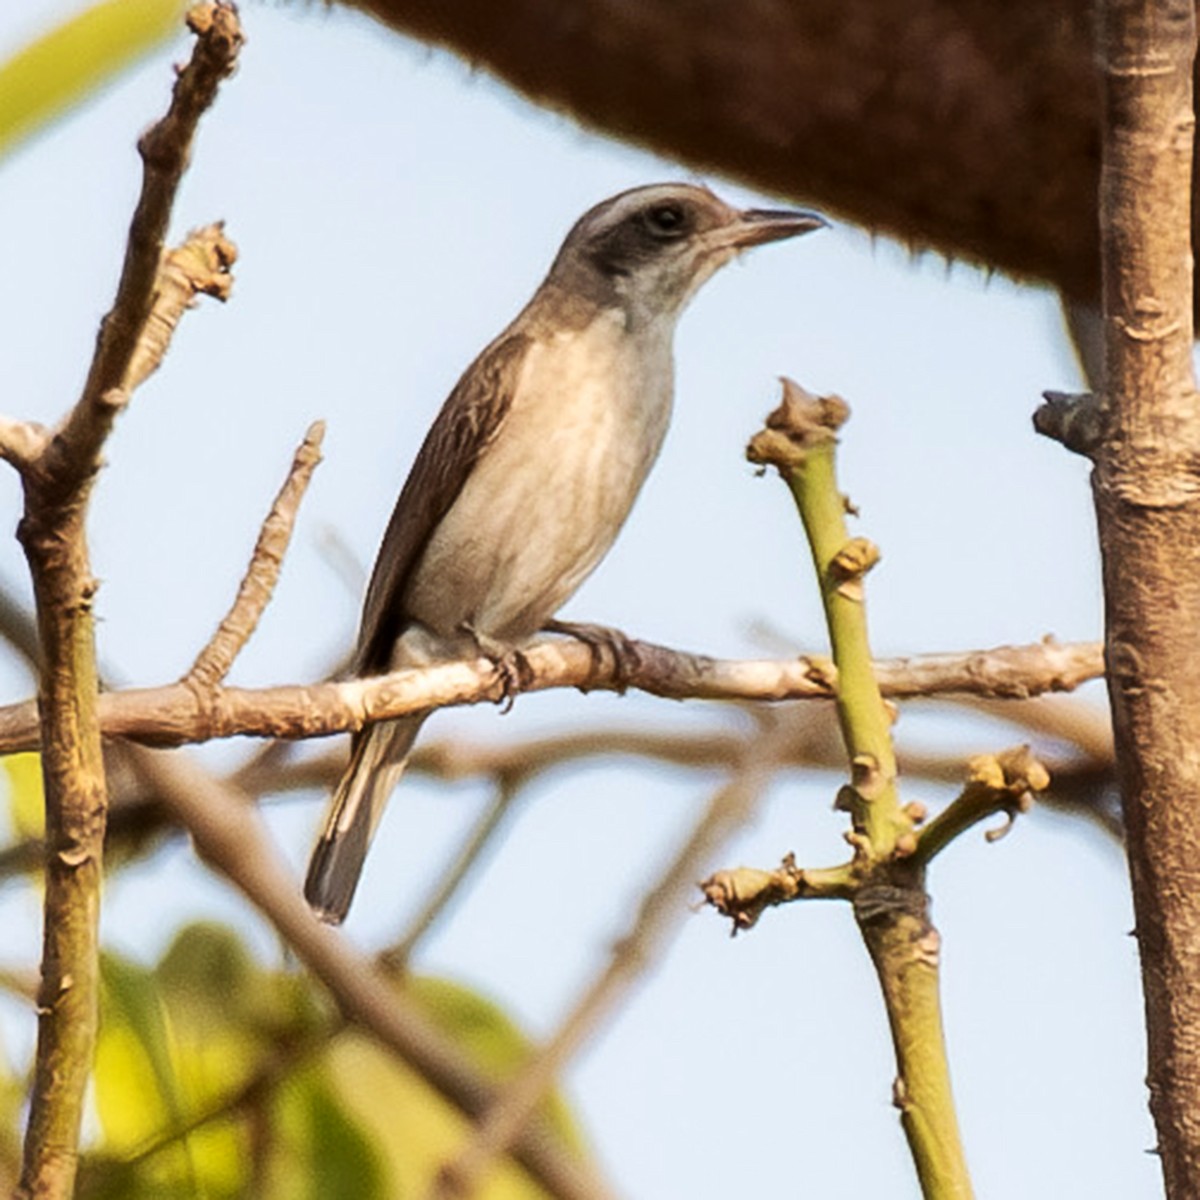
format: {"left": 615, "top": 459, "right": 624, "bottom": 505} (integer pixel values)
{"left": 494, "top": 648, "right": 533, "bottom": 713}
{"left": 543, "top": 619, "right": 642, "bottom": 692}
{"left": 459, "top": 623, "right": 531, "bottom": 713}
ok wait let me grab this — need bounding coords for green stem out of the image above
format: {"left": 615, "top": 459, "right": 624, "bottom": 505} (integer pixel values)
{"left": 857, "top": 889, "right": 972, "bottom": 1200}
{"left": 756, "top": 383, "right": 902, "bottom": 856}
{"left": 749, "top": 379, "right": 973, "bottom": 1200}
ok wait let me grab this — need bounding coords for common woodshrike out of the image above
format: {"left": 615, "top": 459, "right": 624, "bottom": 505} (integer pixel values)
{"left": 305, "top": 183, "right": 825, "bottom": 922}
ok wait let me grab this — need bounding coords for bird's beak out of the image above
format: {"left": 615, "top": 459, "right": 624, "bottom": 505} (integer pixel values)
{"left": 725, "top": 208, "right": 828, "bottom": 249}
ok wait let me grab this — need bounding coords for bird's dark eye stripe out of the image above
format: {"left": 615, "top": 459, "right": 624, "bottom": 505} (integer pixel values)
{"left": 643, "top": 203, "right": 689, "bottom": 237}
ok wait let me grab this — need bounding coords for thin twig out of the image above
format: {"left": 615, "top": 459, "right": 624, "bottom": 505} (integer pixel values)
{"left": 185, "top": 421, "right": 325, "bottom": 689}
{"left": 381, "top": 779, "right": 523, "bottom": 972}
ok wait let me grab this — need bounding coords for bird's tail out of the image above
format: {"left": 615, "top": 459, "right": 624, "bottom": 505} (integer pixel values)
{"left": 304, "top": 714, "right": 425, "bottom": 924}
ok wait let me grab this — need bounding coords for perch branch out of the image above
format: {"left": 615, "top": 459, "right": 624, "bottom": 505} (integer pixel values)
{"left": 0, "top": 636, "right": 1104, "bottom": 755}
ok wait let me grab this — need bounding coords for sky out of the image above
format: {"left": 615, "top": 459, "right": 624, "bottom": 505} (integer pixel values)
{"left": 0, "top": 3, "right": 1158, "bottom": 1197}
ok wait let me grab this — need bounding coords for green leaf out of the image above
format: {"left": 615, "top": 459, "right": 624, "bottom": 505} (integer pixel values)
{"left": 408, "top": 975, "right": 584, "bottom": 1152}
{"left": 322, "top": 973, "right": 586, "bottom": 1198}
{"left": 264, "top": 1067, "right": 387, "bottom": 1200}
{"left": 82, "top": 924, "right": 592, "bottom": 1199}
{"left": 0, "top": 0, "right": 187, "bottom": 162}
{"left": 2, "top": 751, "right": 44, "bottom": 839}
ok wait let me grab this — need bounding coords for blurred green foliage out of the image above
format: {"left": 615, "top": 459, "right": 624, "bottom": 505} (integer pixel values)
{"left": 0, "top": 0, "right": 187, "bottom": 162}
{"left": 60, "top": 924, "right": 587, "bottom": 1199}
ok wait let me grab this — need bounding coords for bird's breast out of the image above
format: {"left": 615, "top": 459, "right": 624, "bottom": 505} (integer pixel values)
{"left": 404, "top": 310, "right": 675, "bottom": 643}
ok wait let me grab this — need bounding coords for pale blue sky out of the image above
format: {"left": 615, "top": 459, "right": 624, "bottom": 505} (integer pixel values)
{"left": 0, "top": 4, "right": 1154, "bottom": 1197}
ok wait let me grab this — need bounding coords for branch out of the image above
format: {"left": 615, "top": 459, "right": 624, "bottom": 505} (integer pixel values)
{"left": 0, "top": 419, "right": 49, "bottom": 472}
{"left": 38, "top": 4, "right": 242, "bottom": 500}
{"left": 747, "top": 381, "right": 906, "bottom": 853}
{"left": 0, "top": 695, "right": 1118, "bottom": 888}
{"left": 1089, "top": 1, "right": 1200, "bottom": 1191}
{"left": 184, "top": 420, "right": 325, "bottom": 690}
{"left": 381, "top": 779, "right": 521, "bottom": 972}
{"left": 5, "top": 9, "right": 243, "bottom": 1197}
{"left": 0, "top": 636, "right": 1105, "bottom": 755}
{"left": 1032, "top": 390, "right": 1104, "bottom": 457}
{"left": 123, "top": 222, "right": 236, "bottom": 393}
{"left": 742, "top": 381, "right": 972, "bottom": 1198}
{"left": 700, "top": 852, "right": 856, "bottom": 932}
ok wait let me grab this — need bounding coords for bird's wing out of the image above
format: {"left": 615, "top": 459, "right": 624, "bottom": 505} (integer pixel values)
{"left": 354, "top": 332, "right": 532, "bottom": 674}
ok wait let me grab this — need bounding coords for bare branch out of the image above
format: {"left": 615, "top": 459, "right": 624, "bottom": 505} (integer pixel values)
{"left": 1089, "top": 1, "right": 1200, "bottom": 1189}
{"left": 381, "top": 779, "right": 521, "bottom": 971}
{"left": 123, "top": 222, "right": 236, "bottom": 394}
{"left": 9, "top": 9, "right": 243, "bottom": 1196}
{"left": 701, "top": 852, "right": 856, "bottom": 932}
{"left": 0, "top": 637, "right": 1105, "bottom": 755}
{"left": 0, "top": 696, "right": 1119, "bottom": 888}
{"left": 43, "top": 3, "right": 242, "bottom": 502}
{"left": 185, "top": 421, "right": 325, "bottom": 690}
{"left": 743, "top": 380, "right": 973, "bottom": 1193}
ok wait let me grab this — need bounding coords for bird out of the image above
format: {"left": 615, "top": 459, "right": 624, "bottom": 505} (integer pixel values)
{"left": 304, "top": 182, "right": 826, "bottom": 923}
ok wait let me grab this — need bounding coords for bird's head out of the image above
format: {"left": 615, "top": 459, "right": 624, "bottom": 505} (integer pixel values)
{"left": 547, "top": 183, "right": 827, "bottom": 327}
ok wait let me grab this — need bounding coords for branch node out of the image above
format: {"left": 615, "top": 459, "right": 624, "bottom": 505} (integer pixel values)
{"left": 853, "top": 882, "right": 928, "bottom": 928}
{"left": 914, "top": 744, "right": 1049, "bottom": 863}
{"left": 97, "top": 388, "right": 128, "bottom": 414}
{"left": 0, "top": 419, "right": 51, "bottom": 472}
{"left": 850, "top": 752, "right": 887, "bottom": 799}
{"left": 700, "top": 853, "right": 808, "bottom": 933}
{"left": 830, "top": 537, "right": 880, "bottom": 586}
{"left": 746, "top": 378, "right": 849, "bottom": 471}
{"left": 1033, "top": 390, "right": 1104, "bottom": 456}
{"left": 802, "top": 654, "right": 837, "bottom": 691}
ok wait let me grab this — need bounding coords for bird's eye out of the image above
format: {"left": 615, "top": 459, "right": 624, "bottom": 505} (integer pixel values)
{"left": 642, "top": 202, "right": 689, "bottom": 238}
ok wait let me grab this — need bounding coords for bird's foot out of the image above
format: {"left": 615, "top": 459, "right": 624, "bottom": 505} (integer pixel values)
{"left": 542, "top": 619, "right": 642, "bottom": 693}
{"left": 460, "top": 624, "right": 531, "bottom": 713}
